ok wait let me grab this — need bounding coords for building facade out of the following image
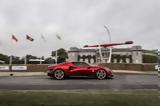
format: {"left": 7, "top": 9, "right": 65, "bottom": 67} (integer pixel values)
{"left": 68, "top": 46, "right": 159, "bottom": 64}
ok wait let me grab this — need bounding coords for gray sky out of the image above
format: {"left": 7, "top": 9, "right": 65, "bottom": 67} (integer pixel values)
{"left": 0, "top": 0, "right": 160, "bottom": 57}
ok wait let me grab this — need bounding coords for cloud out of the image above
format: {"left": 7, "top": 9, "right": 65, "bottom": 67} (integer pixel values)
{"left": 0, "top": 0, "right": 160, "bottom": 57}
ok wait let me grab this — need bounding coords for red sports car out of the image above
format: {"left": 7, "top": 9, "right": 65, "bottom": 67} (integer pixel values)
{"left": 47, "top": 61, "right": 113, "bottom": 80}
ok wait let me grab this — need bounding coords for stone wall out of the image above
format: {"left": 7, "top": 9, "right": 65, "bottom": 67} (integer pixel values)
{"left": 27, "top": 64, "right": 49, "bottom": 72}
{"left": 100, "top": 63, "right": 156, "bottom": 71}
{"left": 0, "top": 63, "right": 157, "bottom": 72}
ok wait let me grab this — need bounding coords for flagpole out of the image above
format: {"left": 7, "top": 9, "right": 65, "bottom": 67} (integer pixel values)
{"left": 40, "top": 57, "right": 43, "bottom": 64}
{"left": 9, "top": 55, "right": 12, "bottom": 65}
{"left": 24, "top": 55, "right": 27, "bottom": 65}
{"left": 10, "top": 34, "right": 18, "bottom": 66}
{"left": 40, "top": 59, "right": 42, "bottom": 64}
{"left": 56, "top": 34, "right": 62, "bottom": 64}
{"left": 25, "top": 35, "right": 34, "bottom": 65}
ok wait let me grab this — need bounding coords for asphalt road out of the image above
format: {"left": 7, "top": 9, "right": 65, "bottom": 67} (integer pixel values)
{"left": 0, "top": 74, "right": 159, "bottom": 90}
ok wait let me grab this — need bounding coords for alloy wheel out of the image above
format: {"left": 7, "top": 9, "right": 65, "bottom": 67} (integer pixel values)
{"left": 54, "top": 70, "right": 65, "bottom": 80}
{"left": 96, "top": 69, "right": 106, "bottom": 79}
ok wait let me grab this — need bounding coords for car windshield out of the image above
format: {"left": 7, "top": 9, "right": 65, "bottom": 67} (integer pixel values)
{"left": 72, "top": 62, "right": 90, "bottom": 67}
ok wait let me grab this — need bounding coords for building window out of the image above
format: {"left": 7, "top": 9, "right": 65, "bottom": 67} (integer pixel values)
{"left": 90, "top": 58, "right": 94, "bottom": 64}
{"left": 120, "top": 59, "right": 123, "bottom": 63}
{"left": 114, "top": 59, "right": 117, "bottom": 63}
{"left": 97, "top": 59, "right": 101, "bottom": 63}
{"left": 85, "top": 59, "right": 89, "bottom": 63}
{"left": 80, "top": 58, "right": 83, "bottom": 62}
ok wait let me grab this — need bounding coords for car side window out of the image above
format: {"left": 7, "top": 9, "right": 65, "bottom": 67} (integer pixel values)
{"left": 72, "top": 62, "right": 90, "bottom": 67}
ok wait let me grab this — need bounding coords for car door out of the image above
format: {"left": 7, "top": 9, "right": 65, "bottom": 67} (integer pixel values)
{"left": 69, "top": 65, "right": 84, "bottom": 76}
{"left": 70, "top": 62, "right": 92, "bottom": 76}
{"left": 85, "top": 67, "right": 95, "bottom": 76}
{"left": 77, "top": 66, "right": 89, "bottom": 76}
{"left": 73, "top": 66, "right": 93, "bottom": 76}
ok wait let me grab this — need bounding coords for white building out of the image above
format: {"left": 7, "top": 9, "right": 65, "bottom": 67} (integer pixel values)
{"left": 68, "top": 46, "right": 158, "bottom": 64}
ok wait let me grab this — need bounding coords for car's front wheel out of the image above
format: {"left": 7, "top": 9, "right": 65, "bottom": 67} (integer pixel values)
{"left": 96, "top": 69, "right": 106, "bottom": 80}
{"left": 54, "top": 69, "right": 65, "bottom": 80}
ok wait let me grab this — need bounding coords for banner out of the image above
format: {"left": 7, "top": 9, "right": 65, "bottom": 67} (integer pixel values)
{"left": 0, "top": 66, "right": 9, "bottom": 70}
{"left": 12, "top": 66, "right": 27, "bottom": 70}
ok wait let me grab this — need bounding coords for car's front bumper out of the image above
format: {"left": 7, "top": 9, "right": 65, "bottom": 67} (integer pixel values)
{"left": 108, "top": 71, "right": 114, "bottom": 78}
{"left": 109, "top": 74, "right": 114, "bottom": 78}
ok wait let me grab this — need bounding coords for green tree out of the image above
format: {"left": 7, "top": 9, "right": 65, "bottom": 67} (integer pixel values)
{"left": 143, "top": 55, "right": 158, "bottom": 63}
{"left": 0, "top": 53, "right": 9, "bottom": 64}
{"left": 12, "top": 56, "right": 21, "bottom": 64}
{"left": 44, "top": 57, "right": 55, "bottom": 64}
{"left": 25, "top": 54, "right": 39, "bottom": 64}
{"left": 52, "top": 48, "right": 68, "bottom": 63}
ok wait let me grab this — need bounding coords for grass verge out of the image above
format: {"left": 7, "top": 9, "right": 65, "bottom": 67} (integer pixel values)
{"left": 0, "top": 90, "right": 159, "bottom": 106}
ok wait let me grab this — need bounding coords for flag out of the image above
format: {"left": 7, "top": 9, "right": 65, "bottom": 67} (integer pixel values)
{"left": 56, "top": 34, "right": 61, "bottom": 40}
{"left": 11, "top": 35, "right": 18, "bottom": 42}
{"left": 26, "top": 35, "right": 34, "bottom": 41}
{"left": 41, "top": 34, "right": 46, "bottom": 42}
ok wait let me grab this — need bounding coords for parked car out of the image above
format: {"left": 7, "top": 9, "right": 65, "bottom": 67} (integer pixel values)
{"left": 47, "top": 61, "right": 113, "bottom": 80}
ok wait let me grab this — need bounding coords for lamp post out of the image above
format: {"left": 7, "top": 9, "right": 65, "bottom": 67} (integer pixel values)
{"left": 9, "top": 55, "right": 12, "bottom": 65}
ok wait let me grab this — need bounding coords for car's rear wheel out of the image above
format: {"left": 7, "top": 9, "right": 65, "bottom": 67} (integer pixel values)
{"left": 96, "top": 69, "right": 106, "bottom": 79}
{"left": 54, "top": 69, "right": 65, "bottom": 80}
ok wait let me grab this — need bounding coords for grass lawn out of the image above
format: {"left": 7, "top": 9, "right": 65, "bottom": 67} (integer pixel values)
{"left": 0, "top": 90, "right": 159, "bottom": 106}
